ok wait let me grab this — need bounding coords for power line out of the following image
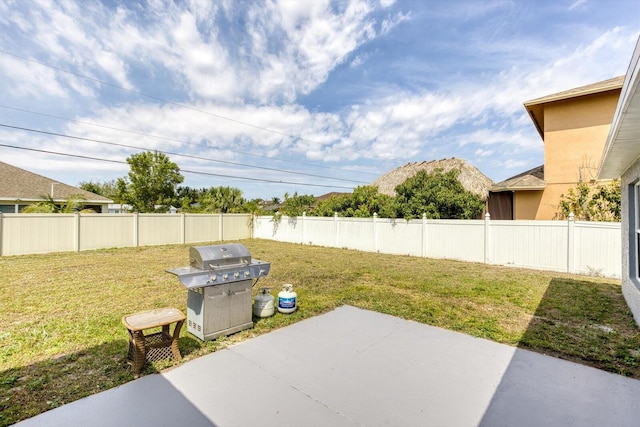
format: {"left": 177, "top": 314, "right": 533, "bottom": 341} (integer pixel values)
{"left": 0, "top": 104, "right": 379, "bottom": 177}
{"left": 0, "top": 123, "right": 367, "bottom": 184}
{"left": 0, "top": 143, "right": 356, "bottom": 190}
{"left": 0, "top": 49, "right": 390, "bottom": 168}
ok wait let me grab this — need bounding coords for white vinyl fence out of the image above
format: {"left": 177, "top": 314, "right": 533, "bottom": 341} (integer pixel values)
{"left": 0, "top": 213, "right": 252, "bottom": 256}
{"left": 1, "top": 211, "right": 622, "bottom": 278}
{"left": 254, "top": 213, "right": 622, "bottom": 278}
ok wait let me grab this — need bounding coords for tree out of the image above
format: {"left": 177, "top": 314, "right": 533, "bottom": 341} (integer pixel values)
{"left": 278, "top": 192, "right": 316, "bottom": 216}
{"left": 199, "top": 186, "right": 246, "bottom": 213}
{"left": 394, "top": 169, "right": 485, "bottom": 219}
{"left": 315, "top": 186, "right": 397, "bottom": 218}
{"left": 175, "top": 186, "right": 206, "bottom": 212}
{"left": 79, "top": 179, "right": 119, "bottom": 201}
{"left": 116, "top": 151, "right": 184, "bottom": 212}
{"left": 558, "top": 180, "right": 620, "bottom": 221}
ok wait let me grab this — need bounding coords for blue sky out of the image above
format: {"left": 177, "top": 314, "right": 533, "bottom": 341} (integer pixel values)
{"left": 0, "top": 0, "right": 638, "bottom": 200}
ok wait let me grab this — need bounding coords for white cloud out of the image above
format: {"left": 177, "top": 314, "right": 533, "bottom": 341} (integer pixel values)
{"left": 246, "top": 0, "right": 377, "bottom": 102}
{"left": 0, "top": 54, "right": 68, "bottom": 98}
{"left": 569, "top": 0, "right": 588, "bottom": 11}
{"left": 380, "top": 11, "right": 411, "bottom": 35}
{"left": 350, "top": 53, "right": 369, "bottom": 67}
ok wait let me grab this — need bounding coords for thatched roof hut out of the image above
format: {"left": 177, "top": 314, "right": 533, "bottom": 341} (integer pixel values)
{"left": 371, "top": 158, "right": 494, "bottom": 200}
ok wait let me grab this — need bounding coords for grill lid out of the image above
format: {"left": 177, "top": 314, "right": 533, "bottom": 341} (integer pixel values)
{"left": 190, "top": 244, "right": 251, "bottom": 270}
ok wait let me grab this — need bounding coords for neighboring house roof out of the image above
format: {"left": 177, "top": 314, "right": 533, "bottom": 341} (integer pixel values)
{"left": 315, "top": 192, "right": 351, "bottom": 202}
{"left": 372, "top": 158, "right": 494, "bottom": 200}
{"left": 490, "top": 165, "right": 545, "bottom": 192}
{"left": 524, "top": 75, "right": 625, "bottom": 140}
{"left": 599, "top": 37, "right": 640, "bottom": 179}
{"left": 0, "top": 160, "right": 112, "bottom": 203}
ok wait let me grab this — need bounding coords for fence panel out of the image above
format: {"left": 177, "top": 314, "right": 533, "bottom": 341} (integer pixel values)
{"left": 376, "top": 219, "right": 423, "bottom": 256}
{"left": 138, "top": 215, "right": 182, "bottom": 246}
{"left": 425, "top": 220, "right": 486, "bottom": 263}
{"left": 1, "top": 214, "right": 76, "bottom": 255}
{"left": 184, "top": 214, "right": 220, "bottom": 243}
{"left": 80, "top": 214, "right": 134, "bottom": 250}
{"left": 573, "top": 221, "right": 621, "bottom": 277}
{"left": 490, "top": 220, "right": 568, "bottom": 272}
{"left": 304, "top": 216, "right": 338, "bottom": 247}
{"left": 253, "top": 215, "right": 275, "bottom": 240}
{"left": 337, "top": 218, "right": 375, "bottom": 251}
{"left": 253, "top": 215, "right": 304, "bottom": 243}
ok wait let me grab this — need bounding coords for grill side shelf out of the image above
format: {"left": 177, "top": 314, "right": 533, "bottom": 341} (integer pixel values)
{"left": 166, "top": 261, "right": 271, "bottom": 289}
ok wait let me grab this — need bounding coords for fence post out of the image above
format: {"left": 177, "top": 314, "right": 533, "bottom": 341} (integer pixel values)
{"left": 133, "top": 212, "right": 139, "bottom": 247}
{"left": 219, "top": 213, "right": 224, "bottom": 241}
{"left": 74, "top": 212, "right": 80, "bottom": 252}
{"left": 373, "top": 213, "right": 378, "bottom": 252}
{"left": 334, "top": 212, "right": 339, "bottom": 248}
{"left": 422, "top": 213, "right": 427, "bottom": 258}
{"left": 302, "top": 212, "right": 307, "bottom": 244}
{"left": 181, "top": 213, "right": 186, "bottom": 244}
{"left": 567, "top": 212, "right": 575, "bottom": 274}
{"left": 484, "top": 212, "right": 491, "bottom": 264}
{"left": 0, "top": 212, "right": 3, "bottom": 256}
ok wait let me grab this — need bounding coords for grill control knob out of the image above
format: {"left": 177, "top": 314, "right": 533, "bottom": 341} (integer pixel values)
{"left": 223, "top": 274, "right": 229, "bottom": 280}
{"left": 244, "top": 271, "right": 250, "bottom": 277}
{"left": 234, "top": 272, "right": 240, "bottom": 279}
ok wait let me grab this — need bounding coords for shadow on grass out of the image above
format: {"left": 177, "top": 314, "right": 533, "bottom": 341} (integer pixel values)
{"left": 477, "top": 276, "right": 640, "bottom": 426}
{"left": 0, "top": 335, "right": 210, "bottom": 426}
{"left": 517, "top": 277, "right": 640, "bottom": 376}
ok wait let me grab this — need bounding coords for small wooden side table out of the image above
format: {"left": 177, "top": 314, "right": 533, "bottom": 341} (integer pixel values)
{"left": 122, "top": 307, "right": 186, "bottom": 377}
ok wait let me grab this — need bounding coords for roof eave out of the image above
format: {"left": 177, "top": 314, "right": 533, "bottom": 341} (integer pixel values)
{"left": 599, "top": 39, "right": 640, "bottom": 179}
{"left": 490, "top": 185, "right": 546, "bottom": 192}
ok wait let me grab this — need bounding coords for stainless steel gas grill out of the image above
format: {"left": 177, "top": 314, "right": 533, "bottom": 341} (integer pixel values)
{"left": 167, "top": 244, "right": 270, "bottom": 341}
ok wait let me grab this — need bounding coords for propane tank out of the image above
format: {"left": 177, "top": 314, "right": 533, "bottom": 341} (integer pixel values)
{"left": 253, "top": 287, "right": 275, "bottom": 318}
{"left": 277, "top": 284, "right": 297, "bottom": 314}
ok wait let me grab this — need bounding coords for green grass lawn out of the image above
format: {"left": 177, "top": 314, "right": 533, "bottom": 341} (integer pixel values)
{"left": 1, "top": 239, "right": 639, "bottom": 425}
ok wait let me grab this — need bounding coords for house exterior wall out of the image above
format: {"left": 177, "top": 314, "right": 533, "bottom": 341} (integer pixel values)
{"left": 621, "top": 163, "right": 640, "bottom": 324}
{"left": 514, "top": 90, "right": 620, "bottom": 220}
{"left": 513, "top": 191, "right": 543, "bottom": 220}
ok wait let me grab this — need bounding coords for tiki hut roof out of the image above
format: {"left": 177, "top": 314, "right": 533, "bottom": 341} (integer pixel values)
{"left": 371, "top": 158, "right": 494, "bottom": 200}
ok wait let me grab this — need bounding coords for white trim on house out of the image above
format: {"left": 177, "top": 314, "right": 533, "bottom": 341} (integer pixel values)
{"left": 599, "top": 37, "right": 640, "bottom": 179}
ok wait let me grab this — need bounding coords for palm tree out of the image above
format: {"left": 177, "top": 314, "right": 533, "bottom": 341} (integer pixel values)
{"left": 200, "top": 186, "right": 245, "bottom": 213}
{"left": 21, "top": 194, "right": 89, "bottom": 213}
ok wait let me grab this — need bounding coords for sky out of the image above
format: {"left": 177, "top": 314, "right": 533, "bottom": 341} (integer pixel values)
{"left": 0, "top": 0, "right": 639, "bottom": 201}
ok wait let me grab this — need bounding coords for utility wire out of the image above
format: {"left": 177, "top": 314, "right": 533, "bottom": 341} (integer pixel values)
{"left": 0, "top": 104, "right": 379, "bottom": 177}
{"left": 0, "top": 143, "right": 356, "bottom": 190}
{"left": 0, "top": 123, "right": 368, "bottom": 184}
{"left": 0, "top": 49, "right": 390, "bottom": 167}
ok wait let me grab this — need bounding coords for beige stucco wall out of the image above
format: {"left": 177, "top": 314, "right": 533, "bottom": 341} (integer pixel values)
{"left": 513, "top": 191, "right": 543, "bottom": 220}
{"left": 515, "top": 90, "right": 620, "bottom": 220}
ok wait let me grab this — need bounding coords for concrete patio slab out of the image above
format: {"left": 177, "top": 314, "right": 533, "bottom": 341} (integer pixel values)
{"left": 15, "top": 305, "right": 640, "bottom": 427}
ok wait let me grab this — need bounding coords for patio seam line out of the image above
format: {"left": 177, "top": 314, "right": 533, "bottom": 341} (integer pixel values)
{"left": 227, "top": 345, "right": 361, "bottom": 426}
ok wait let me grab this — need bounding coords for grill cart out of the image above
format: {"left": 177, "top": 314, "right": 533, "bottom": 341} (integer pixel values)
{"left": 167, "top": 244, "right": 270, "bottom": 341}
